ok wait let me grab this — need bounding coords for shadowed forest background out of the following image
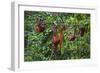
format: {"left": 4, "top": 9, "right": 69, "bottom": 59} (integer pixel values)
{"left": 24, "top": 11, "right": 90, "bottom": 61}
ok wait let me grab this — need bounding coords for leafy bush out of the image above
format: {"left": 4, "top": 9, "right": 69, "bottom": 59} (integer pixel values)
{"left": 24, "top": 11, "right": 90, "bottom": 61}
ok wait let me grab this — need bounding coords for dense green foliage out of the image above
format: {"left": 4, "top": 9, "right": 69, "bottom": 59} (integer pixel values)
{"left": 24, "top": 11, "right": 90, "bottom": 61}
